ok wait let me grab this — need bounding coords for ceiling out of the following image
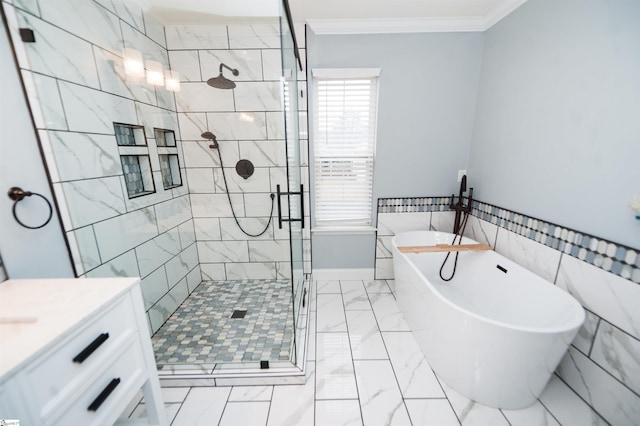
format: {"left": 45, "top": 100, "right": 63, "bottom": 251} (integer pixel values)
{"left": 143, "top": 0, "right": 528, "bottom": 32}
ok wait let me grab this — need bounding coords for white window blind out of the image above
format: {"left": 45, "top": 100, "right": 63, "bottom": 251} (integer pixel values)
{"left": 312, "top": 68, "right": 380, "bottom": 227}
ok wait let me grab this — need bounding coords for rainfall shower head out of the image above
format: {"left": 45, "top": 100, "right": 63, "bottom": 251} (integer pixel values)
{"left": 207, "top": 63, "right": 239, "bottom": 89}
{"left": 201, "top": 131, "right": 219, "bottom": 149}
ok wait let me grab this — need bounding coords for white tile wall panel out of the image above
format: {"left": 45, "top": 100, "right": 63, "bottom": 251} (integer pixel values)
{"left": 165, "top": 25, "right": 229, "bottom": 50}
{"left": 590, "top": 321, "right": 640, "bottom": 394}
{"left": 86, "top": 249, "right": 140, "bottom": 278}
{"left": 495, "top": 229, "right": 562, "bottom": 283}
{"left": 175, "top": 82, "right": 235, "bottom": 113}
{"left": 136, "top": 230, "right": 182, "bottom": 277}
{"left": 61, "top": 176, "right": 126, "bottom": 229}
{"left": 178, "top": 112, "right": 208, "bottom": 140}
{"left": 140, "top": 266, "right": 170, "bottom": 309}
{"left": 557, "top": 347, "right": 640, "bottom": 425}
{"left": 16, "top": 10, "right": 100, "bottom": 88}
{"left": 228, "top": 24, "right": 280, "bottom": 49}
{"left": 38, "top": 0, "right": 122, "bottom": 54}
{"left": 165, "top": 244, "right": 199, "bottom": 285}
{"left": 168, "top": 50, "right": 201, "bottom": 81}
{"left": 197, "top": 240, "right": 249, "bottom": 263}
{"left": 59, "top": 81, "right": 137, "bottom": 134}
{"left": 49, "top": 131, "right": 122, "bottom": 181}
{"left": 557, "top": 254, "right": 640, "bottom": 340}
{"left": 207, "top": 112, "right": 268, "bottom": 140}
{"left": 155, "top": 195, "right": 191, "bottom": 233}
{"left": 199, "top": 49, "right": 264, "bottom": 82}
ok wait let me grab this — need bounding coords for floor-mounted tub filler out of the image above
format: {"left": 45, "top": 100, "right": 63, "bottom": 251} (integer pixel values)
{"left": 392, "top": 231, "right": 585, "bottom": 409}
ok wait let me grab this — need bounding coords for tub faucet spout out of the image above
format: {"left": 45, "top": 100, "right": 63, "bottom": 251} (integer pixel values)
{"left": 450, "top": 175, "right": 472, "bottom": 234}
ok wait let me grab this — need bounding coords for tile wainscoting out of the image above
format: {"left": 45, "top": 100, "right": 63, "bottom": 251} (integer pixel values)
{"left": 375, "top": 196, "right": 640, "bottom": 425}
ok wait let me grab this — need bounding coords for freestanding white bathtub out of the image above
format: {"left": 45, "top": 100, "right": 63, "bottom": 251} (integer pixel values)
{"left": 392, "top": 231, "right": 585, "bottom": 409}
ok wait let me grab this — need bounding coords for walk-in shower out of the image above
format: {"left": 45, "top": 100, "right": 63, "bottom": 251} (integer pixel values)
{"left": 1, "top": 0, "right": 309, "bottom": 380}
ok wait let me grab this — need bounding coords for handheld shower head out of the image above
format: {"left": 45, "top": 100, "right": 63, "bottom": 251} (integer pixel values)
{"left": 206, "top": 63, "right": 239, "bottom": 89}
{"left": 201, "top": 131, "right": 219, "bottom": 149}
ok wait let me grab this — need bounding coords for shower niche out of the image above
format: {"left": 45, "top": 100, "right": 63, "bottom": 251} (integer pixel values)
{"left": 2, "top": 0, "right": 310, "bottom": 381}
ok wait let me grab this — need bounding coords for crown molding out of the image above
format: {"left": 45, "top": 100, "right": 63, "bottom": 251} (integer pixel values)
{"left": 307, "top": 17, "right": 485, "bottom": 35}
{"left": 483, "top": 0, "right": 529, "bottom": 30}
{"left": 307, "top": 0, "right": 528, "bottom": 35}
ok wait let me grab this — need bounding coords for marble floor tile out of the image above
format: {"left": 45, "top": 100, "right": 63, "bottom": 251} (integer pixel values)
{"left": 369, "top": 293, "right": 410, "bottom": 331}
{"left": 219, "top": 401, "right": 270, "bottom": 426}
{"left": 317, "top": 279, "right": 342, "bottom": 293}
{"left": 307, "top": 310, "right": 317, "bottom": 361}
{"left": 315, "top": 399, "right": 363, "bottom": 426}
{"left": 128, "top": 402, "right": 182, "bottom": 424}
{"left": 404, "top": 399, "right": 460, "bottom": 426}
{"left": 171, "top": 387, "right": 231, "bottom": 426}
{"left": 316, "top": 293, "right": 347, "bottom": 332}
{"left": 316, "top": 332, "right": 358, "bottom": 399}
{"left": 345, "top": 310, "right": 388, "bottom": 360}
{"left": 441, "top": 382, "right": 511, "bottom": 426}
{"left": 341, "top": 280, "right": 371, "bottom": 310}
{"left": 353, "top": 360, "right": 412, "bottom": 425}
{"left": 148, "top": 271, "right": 620, "bottom": 426}
{"left": 268, "top": 362, "right": 315, "bottom": 426}
{"left": 382, "top": 332, "right": 445, "bottom": 398}
{"left": 228, "top": 385, "right": 273, "bottom": 401}
{"left": 502, "top": 400, "right": 560, "bottom": 426}
{"left": 538, "top": 376, "right": 608, "bottom": 426}
{"left": 364, "top": 279, "right": 392, "bottom": 294}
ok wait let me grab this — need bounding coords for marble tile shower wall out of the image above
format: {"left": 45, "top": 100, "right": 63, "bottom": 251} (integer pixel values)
{"left": 2, "top": 0, "right": 201, "bottom": 333}
{"left": 375, "top": 196, "right": 640, "bottom": 425}
{"left": 166, "top": 24, "right": 311, "bottom": 280}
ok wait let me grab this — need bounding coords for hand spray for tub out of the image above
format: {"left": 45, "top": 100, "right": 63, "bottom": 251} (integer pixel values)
{"left": 440, "top": 176, "right": 473, "bottom": 281}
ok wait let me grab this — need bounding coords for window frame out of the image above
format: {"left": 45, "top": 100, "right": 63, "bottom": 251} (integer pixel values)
{"left": 311, "top": 68, "right": 381, "bottom": 232}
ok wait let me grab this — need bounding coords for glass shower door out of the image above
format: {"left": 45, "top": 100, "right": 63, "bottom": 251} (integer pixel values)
{"left": 279, "top": 0, "right": 305, "bottom": 366}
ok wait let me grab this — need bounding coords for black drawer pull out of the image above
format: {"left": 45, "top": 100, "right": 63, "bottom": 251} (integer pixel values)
{"left": 87, "top": 378, "right": 120, "bottom": 411}
{"left": 73, "top": 333, "right": 109, "bottom": 363}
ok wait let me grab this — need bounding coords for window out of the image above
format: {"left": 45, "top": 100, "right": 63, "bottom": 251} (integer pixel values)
{"left": 312, "top": 68, "right": 380, "bottom": 228}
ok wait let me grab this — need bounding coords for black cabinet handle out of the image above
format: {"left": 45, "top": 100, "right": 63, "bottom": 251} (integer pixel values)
{"left": 87, "top": 378, "right": 120, "bottom": 411}
{"left": 73, "top": 333, "right": 109, "bottom": 363}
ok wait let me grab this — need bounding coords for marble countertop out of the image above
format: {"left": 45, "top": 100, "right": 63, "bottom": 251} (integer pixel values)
{"left": 0, "top": 277, "right": 139, "bottom": 378}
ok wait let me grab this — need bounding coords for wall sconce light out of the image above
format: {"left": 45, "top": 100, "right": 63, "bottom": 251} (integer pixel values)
{"left": 164, "top": 70, "right": 180, "bottom": 92}
{"left": 123, "top": 48, "right": 144, "bottom": 78}
{"left": 146, "top": 60, "right": 164, "bottom": 86}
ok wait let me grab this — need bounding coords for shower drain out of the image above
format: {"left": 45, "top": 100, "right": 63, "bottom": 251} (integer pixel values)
{"left": 230, "top": 309, "right": 247, "bottom": 319}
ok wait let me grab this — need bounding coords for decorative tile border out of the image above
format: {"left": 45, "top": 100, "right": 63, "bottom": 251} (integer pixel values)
{"left": 377, "top": 196, "right": 453, "bottom": 213}
{"left": 377, "top": 196, "right": 640, "bottom": 284}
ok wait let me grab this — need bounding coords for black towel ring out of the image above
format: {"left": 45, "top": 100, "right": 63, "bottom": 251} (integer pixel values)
{"left": 7, "top": 186, "right": 53, "bottom": 230}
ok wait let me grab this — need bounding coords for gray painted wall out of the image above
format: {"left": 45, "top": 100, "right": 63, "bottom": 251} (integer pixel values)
{"left": 469, "top": 0, "right": 640, "bottom": 249}
{"left": 307, "top": 30, "right": 484, "bottom": 268}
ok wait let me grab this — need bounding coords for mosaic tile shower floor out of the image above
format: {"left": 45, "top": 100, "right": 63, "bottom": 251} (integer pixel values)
{"left": 152, "top": 280, "right": 294, "bottom": 368}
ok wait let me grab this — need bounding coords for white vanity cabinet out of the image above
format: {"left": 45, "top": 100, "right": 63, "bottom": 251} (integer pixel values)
{"left": 0, "top": 278, "right": 166, "bottom": 426}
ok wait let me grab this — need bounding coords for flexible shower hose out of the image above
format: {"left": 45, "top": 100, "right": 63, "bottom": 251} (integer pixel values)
{"left": 214, "top": 146, "right": 275, "bottom": 238}
{"left": 439, "top": 210, "right": 470, "bottom": 282}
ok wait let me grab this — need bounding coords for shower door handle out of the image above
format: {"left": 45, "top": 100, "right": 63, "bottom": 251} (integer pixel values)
{"left": 276, "top": 184, "right": 304, "bottom": 229}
